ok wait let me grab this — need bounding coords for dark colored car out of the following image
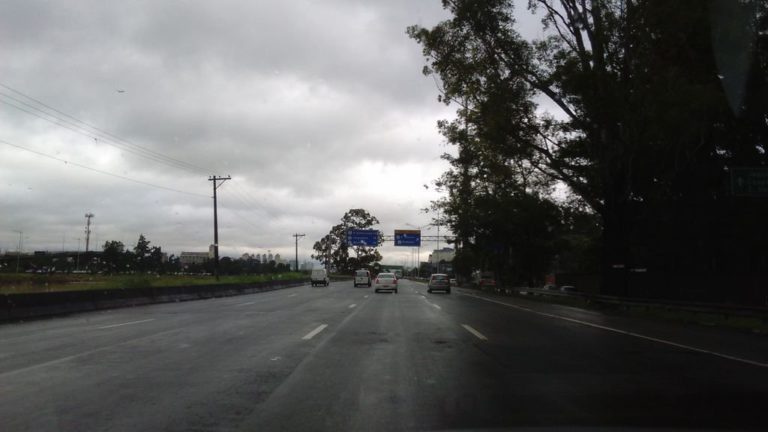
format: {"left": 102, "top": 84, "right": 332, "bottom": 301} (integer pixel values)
{"left": 428, "top": 273, "right": 451, "bottom": 294}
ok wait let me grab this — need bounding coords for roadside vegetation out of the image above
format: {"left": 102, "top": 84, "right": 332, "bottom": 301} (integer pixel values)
{"left": 409, "top": 0, "right": 768, "bottom": 305}
{"left": 0, "top": 272, "right": 306, "bottom": 295}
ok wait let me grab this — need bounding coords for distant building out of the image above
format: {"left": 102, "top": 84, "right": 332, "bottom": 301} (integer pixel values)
{"left": 428, "top": 247, "right": 455, "bottom": 265}
{"left": 275, "top": 254, "right": 282, "bottom": 264}
{"left": 300, "top": 261, "right": 314, "bottom": 271}
{"left": 261, "top": 254, "right": 267, "bottom": 263}
{"left": 179, "top": 252, "right": 210, "bottom": 266}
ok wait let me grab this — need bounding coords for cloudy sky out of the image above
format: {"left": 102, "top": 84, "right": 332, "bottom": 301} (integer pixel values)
{"left": 0, "top": 0, "right": 543, "bottom": 267}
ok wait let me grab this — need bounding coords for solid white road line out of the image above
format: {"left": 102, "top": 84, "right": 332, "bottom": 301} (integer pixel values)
{"left": 348, "top": 304, "right": 357, "bottom": 309}
{"left": 462, "top": 324, "right": 488, "bottom": 341}
{"left": 459, "top": 292, "right": 768, "bottom": 369}
{"left": 97, "top": 319, "right": 155, "bottom": 329}
{"left": 302, "top": 324, "right": 328, "bottom": 340}
{"left": 364, "top": 295, "right": 369, "bottom": 298}
{"left": 288, "top": 294, "right": 297, "bottom": 297}
{"left": 234, "top": 301, "right": 255, "bottom": 307}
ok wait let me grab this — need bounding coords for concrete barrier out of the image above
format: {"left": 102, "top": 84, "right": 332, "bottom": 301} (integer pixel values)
{"left": 0, "top": 279, "right": 308, "bottom": 322}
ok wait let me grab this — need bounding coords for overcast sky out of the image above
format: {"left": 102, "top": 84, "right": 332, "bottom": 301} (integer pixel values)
{"left": 0, "top": 0, "right": 543, "bottom": 267}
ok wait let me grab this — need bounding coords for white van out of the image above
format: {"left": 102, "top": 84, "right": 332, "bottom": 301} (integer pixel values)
{"left": 310, "top": 268, "right": 329, "bottom": 287}
{"left": 354, "top": 269, "right": 371, "bottom": 287}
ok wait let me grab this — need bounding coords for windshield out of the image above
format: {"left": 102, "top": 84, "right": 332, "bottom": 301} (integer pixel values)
{"left": 2, "top": 1, "right": 767, "bottom": 431}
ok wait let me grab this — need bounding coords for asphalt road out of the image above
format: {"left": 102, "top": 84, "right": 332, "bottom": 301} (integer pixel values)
{"left": 1, "top": 279, "right": 767, "bottom": 431}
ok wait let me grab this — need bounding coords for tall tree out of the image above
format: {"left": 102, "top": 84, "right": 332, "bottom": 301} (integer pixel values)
{"left": 101, "top": 240, "right": 126, "bottom": 274}
{"left": 133, "top": 234, "right": 151, "bottom": 272}
{"left": 411, "top": 0, "right": 768, "bottom": 301}
{"left": 312, "top": 209, "right": 383, "bottom": 274}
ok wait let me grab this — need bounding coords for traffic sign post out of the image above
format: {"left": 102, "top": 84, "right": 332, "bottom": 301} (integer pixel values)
{"left": 394, "top": 229, "right": 421, "bottom": 247}
{"left": 346, "top": 229, "right": 380, "bottom": 247}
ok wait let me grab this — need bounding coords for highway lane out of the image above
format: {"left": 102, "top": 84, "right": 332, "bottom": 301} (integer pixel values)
{"left": 1, "top": 279, "right": 767, "bottom": 431}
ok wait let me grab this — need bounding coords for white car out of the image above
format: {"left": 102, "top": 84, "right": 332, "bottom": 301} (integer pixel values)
{"left": 373, "top": 272, "right": 398, "bottom": 294}
{"left": 310, "top": 268, "right": 329, "bottom": 287}
{"left": 353, "top": 269, "right": 371, "bottom": 287}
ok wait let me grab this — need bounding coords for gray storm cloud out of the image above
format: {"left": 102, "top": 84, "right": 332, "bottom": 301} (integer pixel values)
{"left": 0, "top": 0, "right": 461, "bottom": 262}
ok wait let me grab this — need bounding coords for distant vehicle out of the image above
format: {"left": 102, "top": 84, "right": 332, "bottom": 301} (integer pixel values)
{"left": 393, "top": 269, "right": 403, "bottom": 278}
{"left": 374, "top": 272, "right": 398, "bottom": 294}
{"left": 560, "top": 285, "right": 579, "bottom": 293}
{"left": 449, "top": 278, "right": 457, "bottom": 286}
{"left": 543, "top": 284, "right": 559, "bottom": 291}
{"left": 473, "top": 271, "right": 496, "bottom": 290}
{"left": 354, "top": 269, "right": 371, "bottom": 287}
{"left": 428, "top": 273, "right": 451, "bottom": 294}
{"left": 310, "top": 268, "right": 329, "bottom": 287}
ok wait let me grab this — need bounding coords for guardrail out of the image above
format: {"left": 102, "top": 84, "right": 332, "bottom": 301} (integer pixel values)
{"left": 478, "top": 286, "right": 768, "bottom": 321}
{"left": 0, "top": 278, "right": 308, "bottom": 322}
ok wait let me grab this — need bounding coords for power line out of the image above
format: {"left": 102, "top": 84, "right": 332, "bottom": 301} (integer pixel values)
{"left": 0, "top": 82, "right": 213, "bottom": 175}
{"left": 0, "top": 83, "right": 211, "bottom": 173}
{"left": 0, "top": 138, "right": 209, "bottom": 198}
{"left": 0, "top": 83, "right": 283, "bottom": 240}
{"left": 0, "top": 97, "right": 206, "bottom": 175}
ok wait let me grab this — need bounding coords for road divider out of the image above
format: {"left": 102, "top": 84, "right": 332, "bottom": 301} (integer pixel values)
{"left": 0, "top": 279, "right": 308, "bottom": 322}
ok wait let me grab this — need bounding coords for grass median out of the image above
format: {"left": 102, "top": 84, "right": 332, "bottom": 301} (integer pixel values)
{"left": 0, "top": 272, "right": 307, "bottom": 295}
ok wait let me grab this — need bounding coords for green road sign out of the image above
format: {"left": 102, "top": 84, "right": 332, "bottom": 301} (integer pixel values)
{"left": 731, "top": 167, "right": 768, "bottom": 197}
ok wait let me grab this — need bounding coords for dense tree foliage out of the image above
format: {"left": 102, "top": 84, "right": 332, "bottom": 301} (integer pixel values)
{"left": 312, "top": 209, "right": 383, "bottom": 274}
{"left": 410, "top": 0, "right": 768, "bottom": 302}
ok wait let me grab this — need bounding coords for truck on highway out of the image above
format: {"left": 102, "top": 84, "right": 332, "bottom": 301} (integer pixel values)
{"left": 310, "top": 268, "right": 329, "bottom": 287}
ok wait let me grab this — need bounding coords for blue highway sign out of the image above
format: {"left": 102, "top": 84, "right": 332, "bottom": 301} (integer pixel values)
{"left": 346, "top": 229, "right": 380, "bottom": 247}
{"left": 394, "top": 229, "right": 421, "bottom": 247}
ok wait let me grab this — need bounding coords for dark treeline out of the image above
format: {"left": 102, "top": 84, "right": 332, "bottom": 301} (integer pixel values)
{"left": 410, "top": 0, "right": 768, "bottom": 303}
{"left": 4, "top": 234, "right": 292, "bottom": 275}
{"left": 100, "top": 235, "right": 292, "bottom": 275}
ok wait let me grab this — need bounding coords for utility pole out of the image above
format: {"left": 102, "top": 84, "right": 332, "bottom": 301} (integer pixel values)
{"left": 436, "top": 209, "right": 441, "bottom": 274}
{"left": 292, "top": 233, "right": 305, "bottom": 272}
{"left": 209, "top": 175, "right": 231, "bottom": 280}
{"left": 14, "top": 230, "right": 22, "bottom": 273}
{"left": 84, "top": 213, "right": 94, "bottom": 253}
{"left": 84, "top": 213, "right": 94, "bottom": 271}
{"left": 76, "top": 238, "right": 81, "bottom": 271}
